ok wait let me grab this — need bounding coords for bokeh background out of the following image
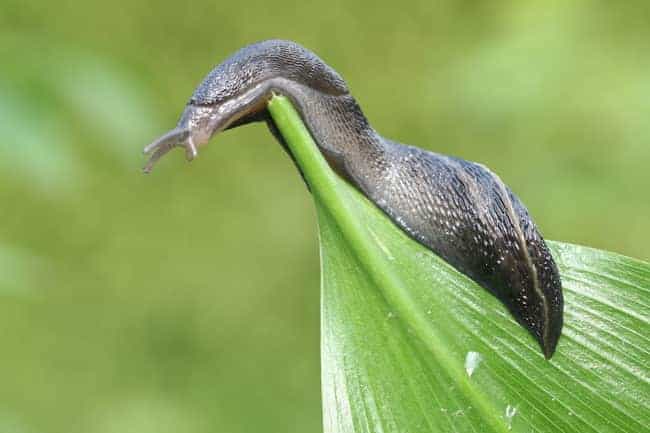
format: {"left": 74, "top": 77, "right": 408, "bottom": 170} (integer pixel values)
{"left": 1, "top": 1, "right": 649, "bottom": 432}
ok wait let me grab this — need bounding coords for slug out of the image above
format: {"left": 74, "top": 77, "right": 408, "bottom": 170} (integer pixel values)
{"left": 144, "top": 39, "right": 563, "bottom": 359}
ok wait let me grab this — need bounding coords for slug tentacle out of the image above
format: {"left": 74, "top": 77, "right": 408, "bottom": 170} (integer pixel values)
{"left": 143, "top": 39, "right": 564, "bottom": 358}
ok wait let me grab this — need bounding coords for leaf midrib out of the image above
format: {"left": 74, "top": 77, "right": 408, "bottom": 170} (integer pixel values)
{"left": 268, "top": 95, "right": 511, "bottom": 433}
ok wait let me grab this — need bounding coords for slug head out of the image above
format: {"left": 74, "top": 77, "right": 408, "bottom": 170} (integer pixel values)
{"left": 144, "top": 40, "right": 348, "bottom": 172}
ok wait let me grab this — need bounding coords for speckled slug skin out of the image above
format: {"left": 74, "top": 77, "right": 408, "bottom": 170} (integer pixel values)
{"left": 144, "top": 40, "right": 563, "bottom": 358}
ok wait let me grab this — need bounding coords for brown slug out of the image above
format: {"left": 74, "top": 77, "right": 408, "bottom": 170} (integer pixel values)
{"left": 143, "top": 39, "right": 563, "bottom": 358}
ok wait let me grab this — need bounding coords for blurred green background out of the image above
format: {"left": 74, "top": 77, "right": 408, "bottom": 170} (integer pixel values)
{"left": 1, "top": 1, "right": 649, "bottom": 432}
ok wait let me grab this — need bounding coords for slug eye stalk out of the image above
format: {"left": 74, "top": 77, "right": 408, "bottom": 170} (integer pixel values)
{"left": 143, "top": 128, "right": 191, "bottom": 173}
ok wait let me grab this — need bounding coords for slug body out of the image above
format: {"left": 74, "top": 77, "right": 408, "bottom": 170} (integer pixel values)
{"left": 144, "top": 40, "right": 563, "bottom": 358}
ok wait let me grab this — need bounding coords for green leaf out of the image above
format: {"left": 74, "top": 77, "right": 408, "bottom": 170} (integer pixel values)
{"left": 267, "top": 95, "right": 650, "bottom": 433}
